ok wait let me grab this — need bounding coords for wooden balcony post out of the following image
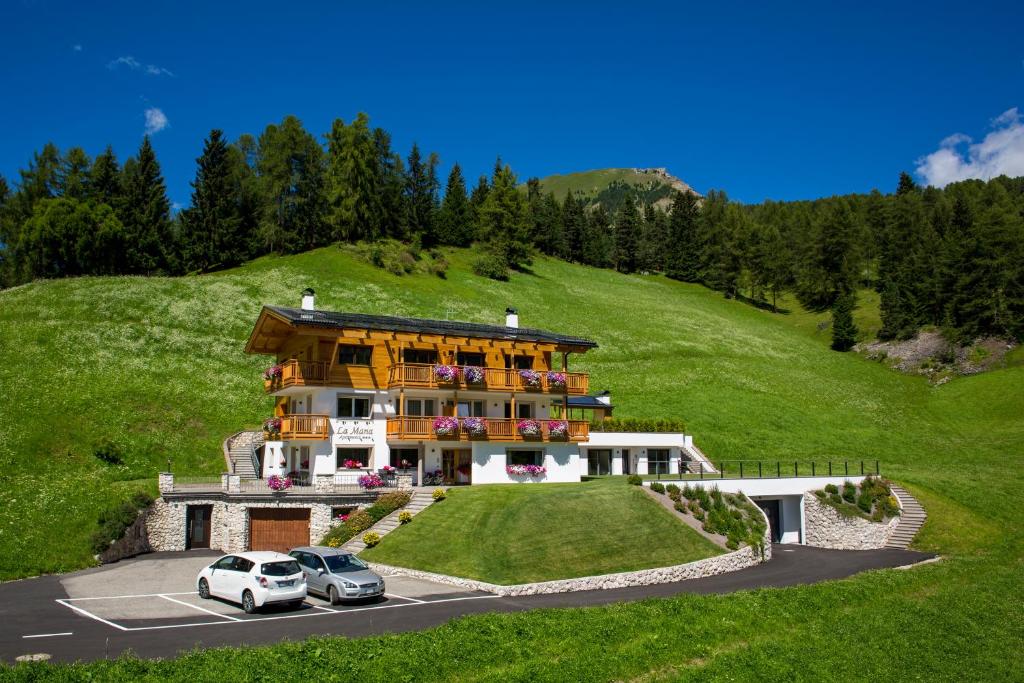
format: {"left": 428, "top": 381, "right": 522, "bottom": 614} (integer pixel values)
{"left": 398, "top": 389, "right": 404, "bottom": 417}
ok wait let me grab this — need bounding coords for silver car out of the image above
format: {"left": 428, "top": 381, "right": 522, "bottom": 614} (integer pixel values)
{"left": 288, "top": 546, "right": 386, "bottom": 604}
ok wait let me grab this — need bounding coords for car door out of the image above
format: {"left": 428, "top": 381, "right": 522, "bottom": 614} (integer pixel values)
{"left": 291, "top": 552, "right": 318, "bottom": 594}
{"left": 304, "top": 553, "right": 328, "bottom": 595}
{"left": 207, "top": 556, "right": 237, "bottom": 598}
{"left": 230, "top": 557, "right": 255, "bottom": 601}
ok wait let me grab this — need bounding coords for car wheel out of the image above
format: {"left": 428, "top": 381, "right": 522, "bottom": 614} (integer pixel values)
{"left": 242, "top": 590, "right": 257, "bottom": 614}
{"left": 289, "top": 600, "right": 304, "bottom": 610}
{"left": 198, "top": 578, "right": 210, "bottom": 599}
{"left": 328, "top": 585, "right": 341, "bottom": 606}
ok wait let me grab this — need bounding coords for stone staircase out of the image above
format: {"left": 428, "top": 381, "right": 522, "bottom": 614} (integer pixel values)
{"left": 681, "top": 442, "right": 716, "bottom": 474}
{"left": 886, "top": 485, "right": 927, "bottom": 549}
{"left": 343, "top": 489, "right": 438, "bottom": 553}
{"left": 224, "top": 430, "right": 264, "bottom": 479}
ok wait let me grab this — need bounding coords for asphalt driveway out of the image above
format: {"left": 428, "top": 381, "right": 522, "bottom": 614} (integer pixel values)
{"left": 1, "top": 545, "right": 933, "bottom": 664}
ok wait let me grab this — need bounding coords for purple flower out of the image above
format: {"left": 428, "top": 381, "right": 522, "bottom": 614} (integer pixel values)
{"left": 267, "top": 474, "right": 292, "bottom": 491}
{"left": 432, "top": 416, "right": 460, "bottom": 437}
{"left": 547, "top": 420, "right": 569, "bottom": 438}
{"left": 506, "top": 463, "right": 547, "bottom": 477}
{"left": 546, "top": 371, "right": 567, "bottom": 388}
{"left": 358, "top": 473, "right": 386, "bottom": 489}
{"left": 519, "top": 369, "right": 542, "bottom": 388}
{"left": 462, "top": 417, "right": 488, "bottom": 436}
{"left": 517, "top": 419, "right": 542, "bottom": 436}
{"left": 263, "top": 365, "right": 283, "bottom": 380}
{"left": 433, "top": 364, "right": 459, "bottom": 383}
{"left": 462, "top": 366, "right": 486, "bottom": 384}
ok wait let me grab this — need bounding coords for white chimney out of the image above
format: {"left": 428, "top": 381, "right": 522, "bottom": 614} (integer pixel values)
{"left": 301, "top": 287, "right": 315, "bottom": 311}
{"left": 505, "top": 307, "right": 519, "bottom": 328}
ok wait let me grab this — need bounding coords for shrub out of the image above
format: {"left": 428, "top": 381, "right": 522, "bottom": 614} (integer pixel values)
{"left": 881, "top": 495, "right": 901, "bottom": 517}
{"left": 398, "top": 511, "right": 413, "bottom": 524}
{"left": 842, "top": 481, "right": 856, "bottom": 503}
{"left": 472, "top": 253, "right": 510, "bottom": 281}
{"left": 345, "top": 509, "right": 375, "bottom": 533}
{"left": 693, "top": 509, "right": 706, "bottom": 521}
{"left": 857, "top": 492, "right": 873, "bottom": 513}
{"left": 626, "top": 474, "right": 642, "bottom": 486}
{"left": 93, "top": 440, "right": 123, "bottom": 466}
{"left": 666, "top": 484, "right": 680, "bottom": 496}
{"left": 649, "top": 482, "right": 665, "bottom": 494}
{"left": 668, "top": 489, "right": 682, "bottom": 503}
{"left": 681, "top": 483, "right": 694, "bottom": 500}
{"left": 814, "top": 489, "right": 826, "bottom": 499}
{"left": 674, "top": 501, "right": 687, "bottom": 513}
{"left": 362, "top": 532, "right": 381, "bottom": 548}
{"left": 824, "top": 483, "right": 839, "bottom": 494}
{"left": 829, "top": 492, "right": 843, "bottom": 505}
{"left": 432, "top": 488, "right": 447, "bottom": 501}
{"left": 688, "top": 499, "right": 702, "bottom": 514}
{"left": 89, "top": 492, "right": 152, "bottom": 554}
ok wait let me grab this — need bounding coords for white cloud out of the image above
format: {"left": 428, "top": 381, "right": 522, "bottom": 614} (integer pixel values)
{"left": 143, "top": 107, "right": 169, "bottom": 135}
{"left": 107, "top": 55, "right": 174, "bottom": 77}
{"left": 916, "top": 108, "right": 1024, "bottom": 187}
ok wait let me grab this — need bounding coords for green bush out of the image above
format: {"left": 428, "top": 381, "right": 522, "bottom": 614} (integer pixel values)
{"left": 626, "top": 474, "right": 642, "bottom": 486}
{"left": 824, "top": 483, "right": 839, "bottom": 494}
{"left": 398, "top": 511, "right": 413, "bottom": 524}
{"left": 668, "top": 489, "right": 682, "bottom": 503}
{"left": 666, "top": 484, "right": 680, "bottom": 496}
{"left": 673, "top": 500, "right": 687, "bottom": 513}
{"left": 857, "top": 492, "right": 873, "bottom": 513}
{"left": 93, "top": 440, "right": 124, "bottom": 466}
{"left": 842, "top": 482, "right": 857, "bottom": 503}
{"left": 472, "top": 253, "right": 510, "bottom": 281}
{"left": 345, "top": 509, "right": 375, "bottom": 533}
{"left": 432, "top": 488, "right": 447, "bottom": 501}
{"left": 681, "top": 483, "right": 695, "bottom": 500}
{"left": 829, "top": 492, "right": 843, "bottom": 505}
{"left": 89, "top": 492, "right": 153, "bottom": 554}
{"left": 649, "top": 482, "right": 665, "bottom": 494}
{"left": 362, "top": 531, "right": 382, "bottom": 548}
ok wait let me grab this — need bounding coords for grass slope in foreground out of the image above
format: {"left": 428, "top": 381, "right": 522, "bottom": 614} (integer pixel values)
{"left": 361, "top": 478, "right": 722, "bottom": 583}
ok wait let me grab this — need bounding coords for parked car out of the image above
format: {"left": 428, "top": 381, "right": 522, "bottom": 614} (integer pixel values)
{"left": 288, "top": 546, "right": 386, "bottom": 604}
{"left": 196, "top": 551, "right": 306, "bottom": 613}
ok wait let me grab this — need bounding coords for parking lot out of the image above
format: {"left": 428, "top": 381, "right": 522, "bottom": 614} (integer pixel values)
{"left": 56, "top": 552, "right": 497, "bottom": 633}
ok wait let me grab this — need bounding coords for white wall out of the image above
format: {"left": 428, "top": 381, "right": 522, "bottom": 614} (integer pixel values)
{"left": 471, "top": 442, "right": 580, "bottom": 484}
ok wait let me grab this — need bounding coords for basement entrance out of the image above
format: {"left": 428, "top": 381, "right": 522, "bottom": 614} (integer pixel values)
{"left": 186, "top": 505, "right": 212, "bottom": 549}
{"left": 248, "top": 508, "right": 310, "bottom": 553}
{"left": 756, "top": 500, "right": 783, "bottom": 543}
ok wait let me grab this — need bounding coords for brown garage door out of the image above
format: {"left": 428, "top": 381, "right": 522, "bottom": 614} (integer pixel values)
{"left": 248, "top": 508, "right": 310, "bottom": 553}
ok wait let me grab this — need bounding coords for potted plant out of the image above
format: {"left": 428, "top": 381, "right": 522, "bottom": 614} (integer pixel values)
{"left": 432, "top": 416, "right": 460, "bottom": 438}
{"left": 462, "top": 417, "right": 488, "bottom": 437}
{"left": 267, "top": 474, "right": 292, "bottom": 492}
{"left": 517, "top": 419, "right": 542, "bottom": 437}
{"left": 505, "top": 464, "right": 546, "bottom": 477}
{"left": 547, "top": 420, "right": 569, "bottom": 439}
{"left": 343, "top": 458, "right": 364, "bottom": 469}
{"left": 462, "top": 366, "right": 485, "bottom": 384}
{"left": 263, "top": 417, "right": 282, "bottom": 440}
{"left": 433, "top": 364, "right": 459, "bottom": 383}
{"left": 519, "top": 369, "right": 542, "bottom": 389}
{"left": 358, "top": 473, "right": 386, "bottom": 489}
{"left": 546, "top": 371, "right": 567, "bottom": 389}
{"left": 381, "top": 464, "right": 396, "bottom": 474}
{"left": 263, "top": 365, "right": 282, "bottom": 388}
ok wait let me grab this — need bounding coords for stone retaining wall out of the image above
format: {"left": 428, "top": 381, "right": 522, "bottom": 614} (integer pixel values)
{"left": 803, "top": 493, "right": 899, "bottom": 550}
{"left": 368, "top": 523, "right": 771, "bottom": 597}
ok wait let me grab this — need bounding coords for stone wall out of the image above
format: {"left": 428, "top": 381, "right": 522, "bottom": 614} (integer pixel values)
{"left": 803, "top": 493, "right": 899, "bottom": 550}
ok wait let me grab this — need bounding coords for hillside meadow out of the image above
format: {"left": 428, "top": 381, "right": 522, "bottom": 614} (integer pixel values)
{"left": 1, "top": 245, "right": 1022, "bottom": 680}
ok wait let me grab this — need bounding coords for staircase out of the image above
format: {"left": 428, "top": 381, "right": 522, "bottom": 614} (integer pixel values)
{"left": 343, "top": 489, "right": 437, "bottom": 553}
{"left": 225, "top": 430, "right": 264, "bottom": 479}
{"left": 681, "top": 442, "right": 716, "bottom": 474}
{"left": 885, "top": 485, "right": 927, "bottom": 549}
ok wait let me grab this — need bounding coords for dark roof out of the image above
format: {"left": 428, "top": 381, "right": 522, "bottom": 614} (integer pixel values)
{"left": 553, "top": 395, "right": 615, "bottom": 409}
{"left": 266, "top": 306, "right": 598, "bottom": 349}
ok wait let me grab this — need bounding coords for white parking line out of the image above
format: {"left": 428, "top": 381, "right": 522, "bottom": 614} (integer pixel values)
{"left": 159, "top": 594, "right": 241, "bottom": 621}
{"left": 22, "top": 632, "right": 73, "bottom": 639}
{"left": 62, "top": 591, "right": 198, "bottom": 601}
{"left": 385, "top": 593, "right": 425, "bottom": 603}
{"left": 55, "top": 599, "right": 129, "bottom": 632}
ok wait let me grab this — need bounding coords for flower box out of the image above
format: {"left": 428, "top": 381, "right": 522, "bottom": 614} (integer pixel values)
{"left": 263, "top": 365, "right": 282, "bottom": 381}
{"left": 343, "top": 459, "right": 364, "bottom": 469}
{"left": 547, "top": 420, "right": 569, "bottom": 439}
{"left": 462, "top": 417, "right": 488, "bottom": 437}
{"left": 263, "top": 417, "right": 282, "bottom": 440}
{"left": 517, "top": 419, "right": 542, "bottom": 437}
{"left": 432, "top": 416, "right": 460, "bottom": 438}
{"left": 546, "top": 371, "right": 567, "bottom": 389}
{"left": 506, "top": 464, "right": 546, "bottom": 477}
{"left": 433, "top": 364, "right": 459, "bottom": 383}
{"left": 519, "top": 369, "right": 542, "bottom": 389}
{"left": 462, "top": 366, "right": 486, "bottom": 384}
{"left": 358, "top": 473, "right": 386, "bottom": 489}
{"left": 267, "top": 474, "right": 292, "bottom": 491}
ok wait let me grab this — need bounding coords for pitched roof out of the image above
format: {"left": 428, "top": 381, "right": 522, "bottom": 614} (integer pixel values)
{"left": 264, "top": 306, "right": 598, "bottom": 349}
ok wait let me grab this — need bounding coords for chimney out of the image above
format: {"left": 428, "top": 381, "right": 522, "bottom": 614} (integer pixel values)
{"left": 505, "top": 307, "right": 519, "bottom": 328}
{"left": 596, "top": 390, "right": 612, "bottom": 406}
{"left": 301, "top": 287, "right": 315, "bottom": 311}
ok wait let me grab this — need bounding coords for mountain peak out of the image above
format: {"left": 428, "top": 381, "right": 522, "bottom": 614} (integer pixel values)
{"left": 533, "top": 167, "right": 699, "bottom": 212}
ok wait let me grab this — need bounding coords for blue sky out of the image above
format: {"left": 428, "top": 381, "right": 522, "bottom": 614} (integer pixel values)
{"left": 1, "top": 1, "right": 1022, "bottom": 207}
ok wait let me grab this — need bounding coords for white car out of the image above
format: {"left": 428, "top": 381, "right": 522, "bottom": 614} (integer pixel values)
{"left": 196, "top": 551, "right": 306, "bottom": 613}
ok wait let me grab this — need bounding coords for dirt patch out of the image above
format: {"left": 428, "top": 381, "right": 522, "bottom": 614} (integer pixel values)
{"left": 857, "top": 331, "right": 1017, "bottom": 384}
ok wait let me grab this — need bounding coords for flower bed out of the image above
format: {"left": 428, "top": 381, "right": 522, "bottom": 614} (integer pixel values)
{"left": 319, "top": 491, "right": 412, "bottom": 547}
{"left": 462, "top": 417, "right": 488, "bottom": 437}
{"left": 547, "top": 420, "right": 569, "bottom": 438}
{"left": 519, "top": 369, "right": 542, "bottom": 388}
{"left": 517, "top": 419, "right": 542, "bottom": 437}
{"left": 546, "top": 371, "right": 566, "bottom": 389}
{"left": 463, "top": 366, "right": 485, "bottom": 384}
{"left": 506, "top": 464, "right": 547, "bottom": 477}
{"left": 423, "top": 469, "right": 445, "bottom": 486}
{"left": 358, "top": 473, "right": 387, "bottom": 489}
{"left": 432, "top": 416, "right": 460, "bottom": 438}
{"left": 813, "top": 475, "right": 900, "bottom": 521}
{"left": 267, "top": 474, "right": 292, "bottom": 492}
{"left": 433, "top": 364, "right": 459, "bottom": 383}
{"left": 343, "top": 458, "right": 364, "bottom": 469}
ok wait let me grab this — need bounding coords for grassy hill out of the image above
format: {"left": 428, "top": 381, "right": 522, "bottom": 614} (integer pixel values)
{"left": 533, "top": 167, "right": 698, "bottom": 212}
{"left": 2, "top": 245, "right": 1024, "bottom": 679}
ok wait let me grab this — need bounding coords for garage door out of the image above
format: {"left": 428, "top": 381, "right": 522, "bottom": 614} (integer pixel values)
{"left": 248, "top": 508, "right": 310, "bottom": 553}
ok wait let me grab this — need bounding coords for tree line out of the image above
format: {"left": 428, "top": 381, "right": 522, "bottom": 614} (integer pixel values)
{"left": 1, "top": 113, "right": 1021, "bottom": 347}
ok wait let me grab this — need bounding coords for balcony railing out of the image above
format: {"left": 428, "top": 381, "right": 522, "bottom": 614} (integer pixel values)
{"left": 386, "top": 417, "right": 589, "bottom": 442}
{"left": 279, "top": 413, "right": 330, "bottom": 440}
{"left": 264, "top": 359, "right": 330, "bottom": 392}
{"left": 387, "top": 364, "right": 589, "bottom": 395}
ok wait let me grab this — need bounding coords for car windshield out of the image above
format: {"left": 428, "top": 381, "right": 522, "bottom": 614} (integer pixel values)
{"left": 323, "top": 554, "right": 369, "bottom": 573}
{"left": 261, "top": 560, "right": 300, "bottom": 576}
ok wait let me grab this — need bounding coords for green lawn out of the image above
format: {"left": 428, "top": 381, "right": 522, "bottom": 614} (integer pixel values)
{"left": 361, "top": 478, "right": 722, "bottom": 583}
{"left": 2, "top": 245, "right": 1023, "bottom": 680}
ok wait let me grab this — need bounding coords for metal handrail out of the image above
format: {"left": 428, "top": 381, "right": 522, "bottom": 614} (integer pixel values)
{"left": 651, "top": 459, "right": 881, "bottom": 481}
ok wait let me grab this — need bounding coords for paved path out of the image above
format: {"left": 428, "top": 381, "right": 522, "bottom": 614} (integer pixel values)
{"left": 1, "top": 545, "right": 933, "bottom": 665}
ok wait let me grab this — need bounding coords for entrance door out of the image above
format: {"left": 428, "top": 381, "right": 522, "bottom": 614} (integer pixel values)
{"left": 249, "top": 508, "right": 310, "bottom": 553}
{"left": 621, "top": 449, "right": 630, "bottom": 475}
{"left": 756, "top": 500, "right": 782, "bottom": 542}
{"left": 587, "top": 449, "right": 612, "bottom": 476}
{"left": 186, "top": 505, "right": 212, "bottom": 549}
{"left": 442, "top": 449, "right": 472, "bottom": 485}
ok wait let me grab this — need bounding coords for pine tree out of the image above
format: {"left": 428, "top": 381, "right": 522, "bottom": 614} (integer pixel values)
{"left": 437, "top": 163, "right": 472, "bottom": 245}
{"left": 474, "top": 163, "right": 530, "bottom": 279}
{"left": 373, "top": 128, "right": 406, "bottom": 240}
{"left": 613, "top": 194, "right": 640, "bottom": 273}
{"left": 664, "top": 191, "right": 701, "bottom": 281}
{"left": 562, "top": 192, "right": 587, "bottom": 261}
{"left": 119, "top": 136, "right": 173, "bottom": 274}
{"left": 404, "top": 144, "right": 439, "bottom": 245}
{"left": 326, "top": 113, "right": 382, "bottom": 242}
{"left": 57, "top": 147, "right": 91, "bottom": 200}
{"left": 468, "top": 174, "right": 489, "bottom": 240}
{"left": 896, "top": 171, "right": 918, "bottom": 196}
{"left": 794, "top": 200, "right": 858, "bottom": 312}
{"left": 638, "top": 204, "right": 668, "bottom": 272}
{"left": 830, "top": 291, "right": 858, "bottom": 351}
{"left": 178, "top": 129, "right": 244, "bottom": 272}
{"left": 89, "top": 146, "right": 122, "bottom": 208}
{"left": 583, "top": 204, "right": 614, "bottom": 268}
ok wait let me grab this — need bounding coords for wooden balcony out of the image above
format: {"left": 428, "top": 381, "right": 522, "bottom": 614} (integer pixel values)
{"left": 386, "top": 417, "right": 589, "bottom": 442}
{"left": 264, "top": 359, "right": 330, "bottom": 393}
{"left": 387, "top": 364, "right": 589, "bottom": 395}
{"left": 280, "top": 414, "right": 330, "bottom": 440}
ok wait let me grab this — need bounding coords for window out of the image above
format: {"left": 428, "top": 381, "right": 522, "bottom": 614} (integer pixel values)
{"left": 457, "top": 352, "right": 485, "bottom": 366}
{"left": 505, "top": 354, "right": 534, "bottom": 370}
{"left": 588, "top": 449, "right": 612, "bottom": 476}
{"left": 338, "top": 344, "right": 372, "bottom": 365}
{"left": 456, "top": 400, "right": 485, "bottom": 417}
{"left": 390, "top": 448, "right": 419, "bottom": 470}
{"left": 648, "top": 449, "right": 670, "bottom": 475}
{"left": 232, "top": 557, "right": 254, "bottom": 573}
{"left": 505, "top": 402, "right": 535, "bottom": 419}
{"left": 337, "top": 396, "right": 371, "bottom": 418}
{"left": 213, "top": 556, "right": 237, "bottom": 571}
{"left": 405, "top": 398, "right": 435, "bottom": 416}
{"left": 403, "top": 348, "right": 437, "bottom": 364}
{"left": 261, "top": 560, "right": 301, "bottom": 576}
{"left": 337, "top": 447, "right": 371, "bottom": 469}
{"left": 330, "top": 506, "right": 356, "bottom": 520}
{"left": 508, "top": 449, "right": 543, "bottom": 466}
